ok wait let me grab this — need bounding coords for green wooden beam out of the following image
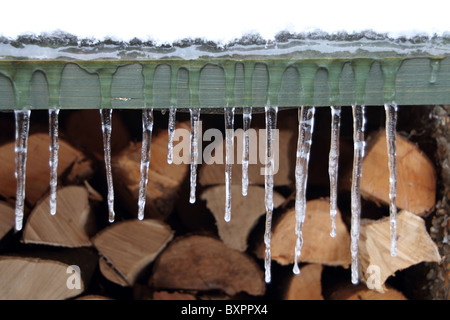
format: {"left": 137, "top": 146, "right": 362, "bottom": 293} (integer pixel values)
{"left": 0, "top": 36, "right": 449, "bottom": 110}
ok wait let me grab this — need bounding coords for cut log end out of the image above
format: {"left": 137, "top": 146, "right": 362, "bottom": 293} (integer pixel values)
{"left": 256, "top": 198, "right": 351, "bottom": 268}
{"left": 23, "top": 185, "right": 95, "bottom": 248}
{"left": 360, "top": 130, "right": 436, "bottom": 215}
{"left": 359, "top": 210, "right": 441, "bottom": 287}
{"left": 93, "top": 219, "right": 174, "bottom": 286}
{"left": 202, "top": 184, "right": 285, "bottom": 252}
{"left": 0, "top": 256, "right": 85, "bottom": 300}
{"left": 151, "top": 234, "right": 266, "bottom": 297}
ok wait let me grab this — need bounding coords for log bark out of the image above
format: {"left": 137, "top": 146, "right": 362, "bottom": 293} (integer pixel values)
{"left": 151, "top": 234, "right": 266, "bottom": 297}
{"left": 283, "top": 264, "right": 324, "bottom": 300}
{"left": 0, "top": 256, "right": 85, "bottom": 300}
{"left": 93, "top": 219, "right": 174, "bottom": 286}
{"left": 98, "top": 256, "right": 128, "bottom": 287}
{"left": 23, "top": 185, "right": 96, "bottom": 247}
{"left": 359, "top": 210, "right": 441, "bottom": 290}
{"left": 359, "top": 130, "right": 436, "bottom": 216}
{"left": 255, "top": 198, "right": 351, "bottom": 267}
{"left": 152, "top": 291, "right": 197, "bottom": 300}
{"left": 201, "top": 184, "right": 285, "bottom": 252}
{"left": 329, "top": 283, "right": 407, "bottom": 300}
{"left": 0, "top": 133, "right": 93, "bottom": 210}
{"left": 112, "top": 122, "right": 190, "bottom": 220}
{"left": 0, "top": 201, "right": 14, "bottom": 240}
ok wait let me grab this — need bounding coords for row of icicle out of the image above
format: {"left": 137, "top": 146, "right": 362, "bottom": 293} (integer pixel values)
{"left": 12, "top": 104, "right": 398, "bottom": 285}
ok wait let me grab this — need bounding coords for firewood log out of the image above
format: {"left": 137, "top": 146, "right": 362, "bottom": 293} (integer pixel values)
{"left": 0, "top": 133, "right": 93, "bottom": 211}
{"left": 23, "top": 185, "right": 97, "bottom": 247}
{"left": 201, "top": 184, "right": 285, "bottom": 252}
{"left": 112, "top": 122, "right": 190, "bottom": 220}
{"left": 283, "top": 264, "right": 324, "bottom": 300}
{"left": 358, "top": 130, "right": 436, "bottom": 216}
{"left": 255, "top": 198, "right": 351, "bottom": 267}
{"left": 358, "top": 210, "right": 441, "bottom": 289}
{"left": 93, "top": 219, "right": 174, "bottom": 286}
{"left": 151, "top": 234, "right": 266, "bottom": 297}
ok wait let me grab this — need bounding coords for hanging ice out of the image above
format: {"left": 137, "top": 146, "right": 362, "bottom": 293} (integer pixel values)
{"left": 224, "top": 107, "right": 235, "bottom": 222}
{"left": 100, "top": 109, "right": 115, "bottom": 223}
{"left": 385, "top": 103, "right": 398, "bottom": 257}
{"left": 189, "top": 108, "right": 201, "bottom": 204}
{"left": 242, "top": 107, "right": 252, "bottom": 196}
{"left": 263, "top": 105, "right": 278, "bottom": 283}
{"left": 137, "top": 108, "right": 154, "bottom": 221}
{"left": 293, "top": 106, "right": 315, "bottom": 275}
{"left": 14, "top": 110, "right": 31, "bottom": 231}
{"left": 48, "top": 109, "right": 60, "bottom": 216}
{"left": 328, "top": 106, "right": 341, "bottom": 238}
{"left": 167, "top": 107, "right": 177, "bottom": 164}
{"left": 350, "top": 105, "right": 366, "bottom": 285}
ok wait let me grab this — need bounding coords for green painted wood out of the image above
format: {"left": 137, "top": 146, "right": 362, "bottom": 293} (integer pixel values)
{"left": 1, "top": 37, "right": 449, "bottom": 110}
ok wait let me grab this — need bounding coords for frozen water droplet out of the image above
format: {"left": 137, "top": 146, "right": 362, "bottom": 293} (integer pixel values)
{"left": 351, "top": 105, "right": 366, "bottom": 285}
{"left": 264, "top": 105, "right": 278, "bottom": 283}
{"left": 14, "top": 110, "right": 31, "bottom": 231}
{"left": 224, "top": 107, "right": 235, "bottom": 222}
{"left": 189, "top": 108, "right": 201, "bottom": 204}
{"left": 293, "top": 106, "right": 315, "bottom": 274}
{"left": 137, "top": 108, "right": 154, "bottom": 221}
{"left": 242, "top": 107, "right": 252, "bottom": 196}
{"left": 167, "top": 107, "right": 177, "bottom": 164}
{"left": 49, "top": 109, "right": 60, "bottom": 216}
{"left": 160, "top": 108, "right": 167, "bottom": 115}
{"left": 385, "top": 103, "right": 398, "bottom": 257}
{"left": 100, "top": 109, "right": 115, "bottom": 223}
{"left": 329, "top": 106, "right": 341, "bottom": 238}
{"left": 429, "top": 59, "right": 441, "bottom": 84}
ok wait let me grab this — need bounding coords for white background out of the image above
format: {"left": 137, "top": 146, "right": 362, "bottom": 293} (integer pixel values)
{"left": 0, "top": 0, "right": 449, "bottom": 44}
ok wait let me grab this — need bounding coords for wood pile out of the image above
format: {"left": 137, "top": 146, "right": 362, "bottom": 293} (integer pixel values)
{"left": 0, "top": 106, "right": 445, "bottom": 300}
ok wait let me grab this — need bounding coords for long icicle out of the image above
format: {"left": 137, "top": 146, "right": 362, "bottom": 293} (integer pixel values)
{"left": 328, "top": 106, "right": 341, "bottom": 237}
{"left": 167, "top": 107, "right": 177, "bottom": 164}
{"left": 137, "top": 108, "right": 154, "bottom": 221}
{"left": 100, "top": 109, "right": 115, "bottom": 223}
{"left": 242, "top": 107, "right": 252, "bottom": 196}
{"left": 293, "top": 106, "right": 315, "bottom": 275}
{"left": 351, "top": 104, "right": 366, "bottom": 284}
{"left": 224, "top": 106, "right": 235, "bottom": 222}
{"left": 48, "top": 109, "right": 60, "bottom": 216}
{"left": 385, "top": 103, "right": 398, "bottom": 257}
{"left": 14, "top": 110, "right": 31, "bottom": 231}
{"left": 189, "top": 108, "right": 201, "bottom": 204}
{"left": 264, "top": 105, "right": 278, "bottom": 283}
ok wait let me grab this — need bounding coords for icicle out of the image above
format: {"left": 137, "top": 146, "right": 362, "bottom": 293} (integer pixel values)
{"left": 242, "top": 107, "right": 252, "bottom": 196}
{"left": 160, "top": 108, "right": 167, "bottom": 115}
{"left": 328, "top": 106, "right": 341, "bottom": 237}
{"left": 100, "top": 109, "right": 115, "bottom": 223}
{"left": 385, "top": 103, "right": 398, "bottom": 257}
{"left": 137, "top": 108, "right": 154, "bottom": 221}
{"left": 167, "top": 107, "right": 177, "bottom": 164}
{"left": 293, "top": 106, "right": 315, "bottom": 275}
{"left": 224, "top": 107, "right": 235, "bottom": 222}
{"left": 189, "top": 108, "right": 201, "bottom": 204}
{"left": 264, "top": 105, "right": 278, "bottom": 283}
{"left": 48, "top": 109, "right": 60, "bottom": 216}
{"left": 14, "top": 110, "right": 31, "bottom": 231}
{"left": 350, "top": 105, "right": 366, "bottom": 285}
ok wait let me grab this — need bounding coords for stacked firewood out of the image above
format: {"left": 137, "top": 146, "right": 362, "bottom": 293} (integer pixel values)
{"left": 0, "top": 107, "right": 444, "bottom": 300}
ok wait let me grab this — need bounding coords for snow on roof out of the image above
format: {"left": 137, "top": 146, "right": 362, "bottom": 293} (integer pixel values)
{"left": 1, "top": 0, "right": 449, "bottom": 45}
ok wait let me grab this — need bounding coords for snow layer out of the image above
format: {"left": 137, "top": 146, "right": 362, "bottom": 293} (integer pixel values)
{"left": 1, "top": 0, "right": 449, "bottom": 45}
